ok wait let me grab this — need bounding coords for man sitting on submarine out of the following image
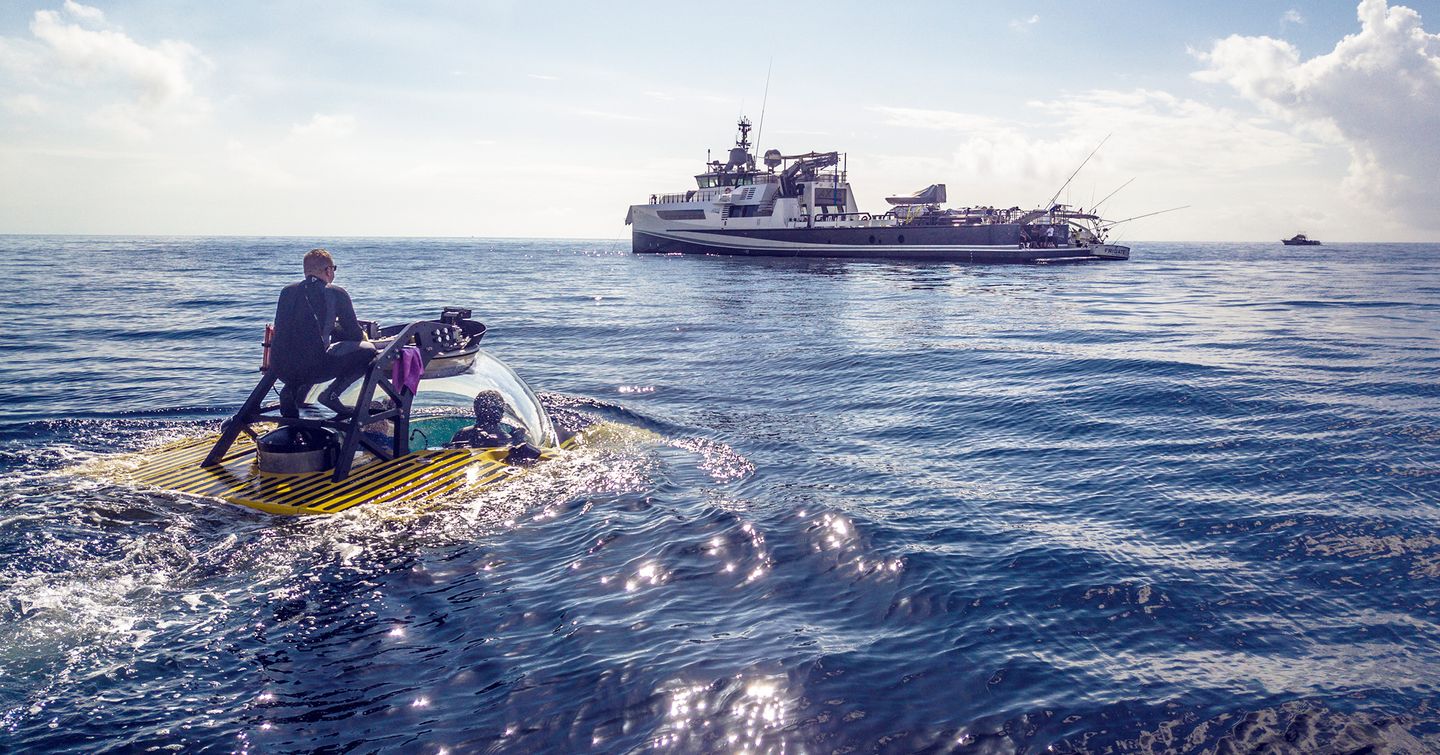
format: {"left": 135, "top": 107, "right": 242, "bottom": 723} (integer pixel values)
{"left": 271, "top": 248, "right": 376, "bottom": 418}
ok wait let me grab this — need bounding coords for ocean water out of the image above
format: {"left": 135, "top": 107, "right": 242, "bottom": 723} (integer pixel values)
{"left": 0, "top": 236, "right": 1437, "bottom": 753}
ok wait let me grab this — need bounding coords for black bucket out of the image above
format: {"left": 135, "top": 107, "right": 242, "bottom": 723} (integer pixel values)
{"left": 256, "top": 426, "right": 339, "bottom": 474}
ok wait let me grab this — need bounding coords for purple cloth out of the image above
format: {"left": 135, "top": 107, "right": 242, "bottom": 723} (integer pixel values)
{"left": 391, "top": 346, "right": 423, "bottom": 396}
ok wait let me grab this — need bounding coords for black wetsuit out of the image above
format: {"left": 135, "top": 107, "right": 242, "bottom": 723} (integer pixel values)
{"left": 446, "top": 425, "right": 514, "bottom": 449}
{"left": 447, "top": 424, "right": 540, "bottom": 465}
{"left": 272, "top": 276, "right": 374, "bottom": 415}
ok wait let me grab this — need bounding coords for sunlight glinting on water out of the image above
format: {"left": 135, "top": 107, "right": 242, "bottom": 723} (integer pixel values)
{"left": 652, "top": 673, "right": 796, "bottom": 752}
{"left": 669, "top": 436, "right": 756, "bottom": 483}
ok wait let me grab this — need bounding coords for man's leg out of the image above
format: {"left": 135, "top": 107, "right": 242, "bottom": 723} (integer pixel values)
{"left": 278, "top": 380, "right": 312, "bottom": 418}
{"left": 317, "top": 341, "right": 378, "bottom": 415}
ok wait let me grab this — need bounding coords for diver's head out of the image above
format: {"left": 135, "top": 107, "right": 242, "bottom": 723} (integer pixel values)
{"left": 472, "top": 390, "right": 505, "bottom": 427}
{"left": 303, "top": 248, "right": 336, "bottom": 283}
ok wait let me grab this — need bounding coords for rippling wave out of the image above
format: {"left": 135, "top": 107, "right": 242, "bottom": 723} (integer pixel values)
{"left": 1, "top": 237, "right": 1438, "bottom": 752}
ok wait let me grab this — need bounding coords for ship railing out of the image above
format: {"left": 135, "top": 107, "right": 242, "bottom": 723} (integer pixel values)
{"left": 652, "top": 188, "right": 734, "bottom": 204}
{"left": 652, "top": 191, "right": 694, "bottom": 204}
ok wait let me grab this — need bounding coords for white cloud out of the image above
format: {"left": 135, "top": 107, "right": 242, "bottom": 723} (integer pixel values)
{"left": 871, "top": 91, "right": 1315, "bottom": 182}
{"left": 0, "top": 31, "right": 44, "bottom": 76}
{"left": 860, "top": 90, "right": 1338, "bottom": 239}
{"left": 87, "top": 102, "right": 152, "bottom": 140}
{"left": 63, "top": 0, "right": 106, "bottom": 24}
{"left": 0, "top": 3, "right": 211, "bottom": 138}
{"left": 1010, "top": 14, "right": 1041, "bottom": 31}
{"left": 225, "top": 139, "right": 300, "bottom": 188}
{"left": 4, "top": 93, "right": 46, "bottom": 116}
{"left": 1194, "top": 0, "right": 1440, "bottom": 230}
{"left": 29, "top": 6, "right": 208, "bottom": 109}
{"left": 1282, "top": 9, "right": 1305, "bottom": 25}
{"left": 291, "top": 113, "right": 357, "bottom": 139}
{"left": 1050, "top": 90, "right": 1316, "bottom": 176}
{"left": 528, "top": 73, "right": 558, "bottom": 81}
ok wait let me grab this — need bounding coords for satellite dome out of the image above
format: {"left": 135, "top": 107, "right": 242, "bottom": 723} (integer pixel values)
{"left": 763, "top": 149, "right": 782, "bottom": 168}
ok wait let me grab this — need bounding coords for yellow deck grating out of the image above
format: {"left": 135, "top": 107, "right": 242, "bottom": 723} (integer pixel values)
{"left": 101, "top": 433, "right": 513, "bottom": 516}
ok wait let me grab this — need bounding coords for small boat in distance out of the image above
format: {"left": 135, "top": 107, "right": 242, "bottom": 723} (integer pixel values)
{"left": 626, "top": 118, "right": 1131, "bottom": 264}
{"left": 1283, "top": 233, "right": 1321, "bottom": 246}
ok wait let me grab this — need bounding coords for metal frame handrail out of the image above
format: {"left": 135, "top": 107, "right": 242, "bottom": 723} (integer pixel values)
{"left": 202, "top": 318, "right": 465, "bottom": 482}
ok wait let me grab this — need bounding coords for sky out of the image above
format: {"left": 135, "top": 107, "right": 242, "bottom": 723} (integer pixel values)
{"left": 1, "top": 0, "right": 1437, "bottom": 242}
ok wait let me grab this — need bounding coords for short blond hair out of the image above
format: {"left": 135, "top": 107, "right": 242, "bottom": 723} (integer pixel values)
{"left": 303, "top": 248, "right": 334, "bottom": 276}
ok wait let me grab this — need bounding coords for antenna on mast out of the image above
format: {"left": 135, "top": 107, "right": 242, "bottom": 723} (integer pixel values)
{"left": 1042, "top": 133, "right": 1110, "bottom": 211}
{"left": 754, "top": 57, "right": 773, "bottom": 162}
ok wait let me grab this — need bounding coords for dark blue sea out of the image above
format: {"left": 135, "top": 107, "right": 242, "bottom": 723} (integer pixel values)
{"left": 1, "top": 236, "right": 1437, "bottom": 753}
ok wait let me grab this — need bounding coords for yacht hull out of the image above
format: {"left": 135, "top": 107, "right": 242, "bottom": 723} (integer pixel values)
{"left": 633, "top": 227, "right": 1128, "bottom": 264}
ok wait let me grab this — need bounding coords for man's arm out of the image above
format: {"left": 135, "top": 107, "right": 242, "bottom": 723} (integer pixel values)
{"left": 330, "top": 286, "right": 364, "bottom": 341}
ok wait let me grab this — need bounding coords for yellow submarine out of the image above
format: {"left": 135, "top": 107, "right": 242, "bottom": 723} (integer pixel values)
{"left": 85, "top": 308, "right": 587, "bottom": 516}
